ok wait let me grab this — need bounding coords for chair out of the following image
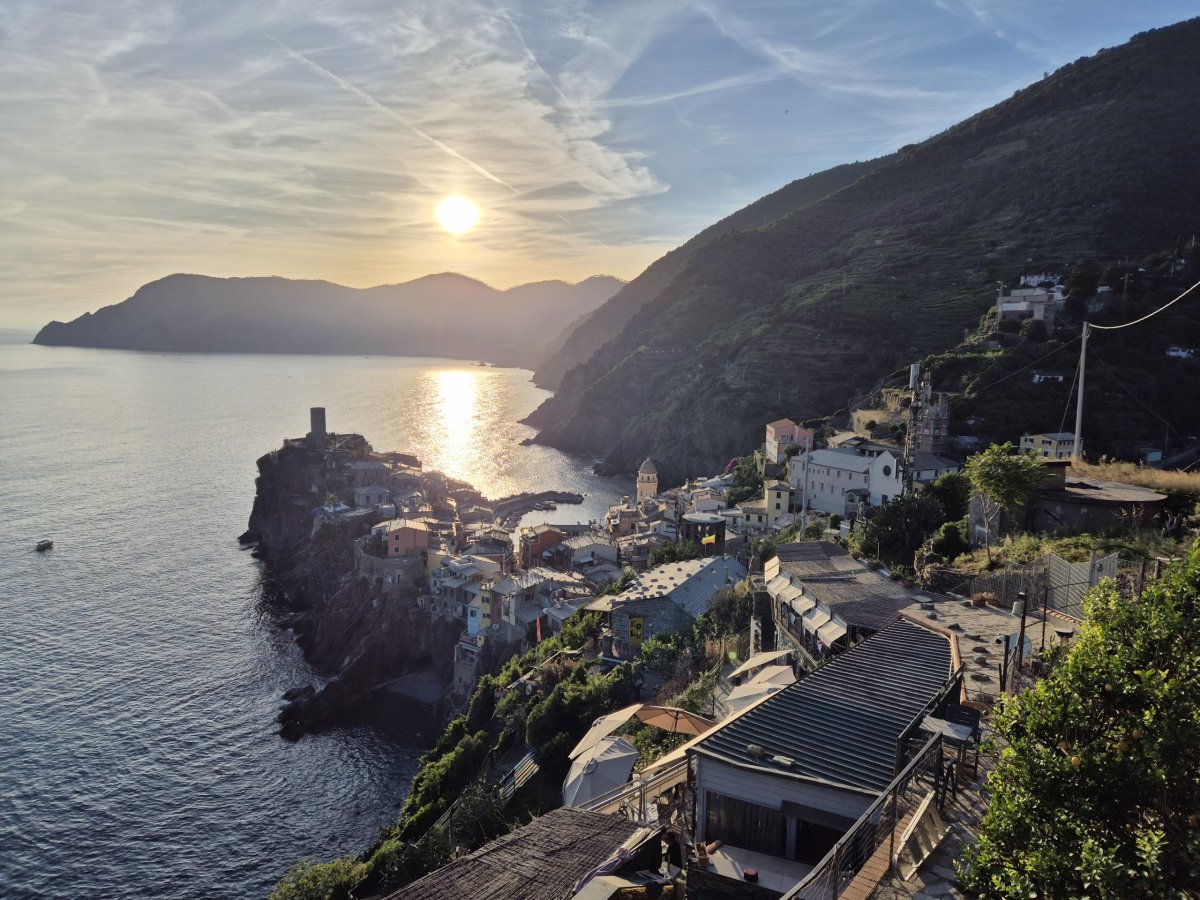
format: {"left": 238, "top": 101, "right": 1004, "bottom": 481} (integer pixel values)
{"left": 944, "top": 704, "right": 981, "bottom": 739}
{"left": 943, "top": 705, "right": 982, "bottom": 779}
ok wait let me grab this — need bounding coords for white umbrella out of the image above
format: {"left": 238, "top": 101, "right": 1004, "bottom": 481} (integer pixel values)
{"left": 725, "top": 681, "right": 784, "bottom": 714}
{"left": 748, "top": 664, "right": 796, "bottom": 687}
{"left": 569, "top": 703, "right": 644, "bottom": 759}
{"left": 562, "top": 736, "right": 639, "bottom": 807}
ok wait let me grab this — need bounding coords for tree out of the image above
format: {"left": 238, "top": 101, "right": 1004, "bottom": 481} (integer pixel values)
{"left": 926, "top": 471, "right": 972, "bottom": 522}
{"left": 964, "top": 443, "right": 1045, "bottom": 564}
{"left": 960, "top": 544, "right": 1200, "bottom": 898}
{"left": 649, "top": 540, "right": 700, "bottom": 567}
{"left": 848, "top": 492, "right": 946, "bottom": 568}
{"left": 725, "top": 456, "right": 764, "bottom": 507}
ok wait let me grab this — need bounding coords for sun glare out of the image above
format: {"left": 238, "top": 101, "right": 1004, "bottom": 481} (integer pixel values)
{"left": 435, "top": 195, "right": 480, "bottom": 236}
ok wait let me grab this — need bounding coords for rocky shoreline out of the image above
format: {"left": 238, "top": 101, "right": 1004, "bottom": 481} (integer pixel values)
{"left": 243, "top": 440, "right": 461, "bottom": 737}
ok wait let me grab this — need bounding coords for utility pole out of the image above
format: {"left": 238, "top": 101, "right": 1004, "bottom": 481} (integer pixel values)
{"left": 1073, "top": 322, "right": 1089, "bottom": 462}
{"left": 995, "top": 281, "right": 1006, "bottom": 322}
{"left": 800, "top": 433, "right": 812, "bottom": 525}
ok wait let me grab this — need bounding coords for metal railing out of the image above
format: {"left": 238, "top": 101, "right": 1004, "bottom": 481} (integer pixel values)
{"left": 582, "top": 757, "right": 691, "bottom": 823}
{"left": 780, "top": 734, "right": 944, "bottom": 900}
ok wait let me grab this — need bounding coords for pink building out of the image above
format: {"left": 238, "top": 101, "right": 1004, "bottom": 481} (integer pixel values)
{"left": 765, "top": 419, "right": 815, "bottom": 463}
{"left": 373, "top": 519, "right": 431, "bottom": 557}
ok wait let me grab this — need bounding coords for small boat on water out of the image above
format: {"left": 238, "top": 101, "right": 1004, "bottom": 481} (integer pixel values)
{"left": 36, "top": 540, "right": 53, "bottom": 552}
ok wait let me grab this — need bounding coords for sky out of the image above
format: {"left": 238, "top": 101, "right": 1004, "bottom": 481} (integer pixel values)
{"left": 0, "top": 1, "right": 1195, "bottom": 327}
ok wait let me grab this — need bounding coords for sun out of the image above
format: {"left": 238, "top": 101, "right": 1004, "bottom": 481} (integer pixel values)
{"left": 435, "top": 195, "right": 480, "bottom": 236}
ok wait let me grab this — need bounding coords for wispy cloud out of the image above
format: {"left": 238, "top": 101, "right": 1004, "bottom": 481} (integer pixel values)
{"left": 0, "top": 0, "right": 1190, "bottom": 326}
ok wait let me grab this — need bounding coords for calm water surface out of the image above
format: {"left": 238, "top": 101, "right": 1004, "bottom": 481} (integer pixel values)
{"left": 0, "top": 334, "right": 628, "bottom": 899}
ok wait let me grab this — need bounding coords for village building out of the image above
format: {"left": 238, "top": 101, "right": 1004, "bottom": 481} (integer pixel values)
{"left": 353, "top": 484, "right": 390, "bottom": 508}
{"left": 685, "top": 617, "right": 957, "bottom": 890}
{"left": 544, "top": 531, "right": 619, "bottom": 574}
{"left": 969, "top": 459, "right": 1168, "bottom": 545}
{"left": 348, "top": 458, "right": 392, "bottom": 488}
{"left": 908, "top": 450, "right": 962, "bottom": 486}
{"left": 788, "top": 447, "right": 903, "bottom": 517}
{"left": 371, "top": 518, "right": 430, "bottom": 558}
{"left": 605, "top": 496, "right": 641, "bottom": 538}
{"left": 587, "top": 556, "right": 747, "bottom": 658}
{"left": 764, "top": 479, "right": 794, "bottom": 531}
{"left": 636, "top": 458, "right": 659, "bottom": 503}
{"left": 765, "top": 541, "right": 921, "bottom": 665}
{"left": 997, "top": 285, "right": 1060, "bottom": 331}
{"left": 383, "top": 807, "right": 652, "bottom": 900}
{"left": 518, "top": 523, "right": 565, "bottom": 569}
{"left": 765, "top": 418, "right": 815, "bottom": 464}
{"left": 1019, "top": 431, "right": 1076, "bottom": 459}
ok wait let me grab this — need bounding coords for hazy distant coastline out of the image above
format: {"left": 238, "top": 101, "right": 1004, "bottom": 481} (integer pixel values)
{"left": 32, "top": 272, "right": 623, "bottom": 368}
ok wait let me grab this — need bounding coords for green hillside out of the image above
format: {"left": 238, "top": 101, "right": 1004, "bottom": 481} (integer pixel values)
{"left": 529, "top": 157, "right": 892, "bottom": 389}
{"left": 528, "top": 18, "right": 1200, "bottom": 483}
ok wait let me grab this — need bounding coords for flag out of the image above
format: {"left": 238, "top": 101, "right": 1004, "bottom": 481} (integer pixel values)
{"left": 701, "top": 534, "right": 717, "bottom": 546}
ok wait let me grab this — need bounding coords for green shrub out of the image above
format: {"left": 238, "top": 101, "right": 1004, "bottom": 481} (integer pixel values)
{"left": 959, "top": 544, "right": 1200, "bottom": 897}
{"left": 270, "top": 857, "right": 366, "bottom": 900}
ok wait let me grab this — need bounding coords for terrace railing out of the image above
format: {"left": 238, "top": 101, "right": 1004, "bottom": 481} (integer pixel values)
{"left": 779, "top": 734, "right": 944, "bottom": 900}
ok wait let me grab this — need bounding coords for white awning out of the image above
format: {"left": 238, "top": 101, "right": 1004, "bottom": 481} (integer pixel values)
{"left": 817, "top": 619, "right": 848, "bottom": 644}
{"left": 802, "top": 607, "right": 831, "bottom": 633}
{"left": 765, "top": 575, "right": 791, "bottom": 597}
{"left": 729, "top": 649, "right": 792, "bottom": 681}
{"left": 777, "top": 583, "right": 805, "bottom": 605}
{"left": 789, "top": 595, "right": 815, "bottom": 616}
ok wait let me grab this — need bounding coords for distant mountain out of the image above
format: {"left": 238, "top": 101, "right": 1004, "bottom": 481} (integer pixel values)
{"left": 531, "top": 157, "right": 892, "bottom": 389}
{"left": 32, "top": 273, "right": 623, "bottom": 367}
{"left": 527, "top": 18, "right": 1200, "bottom": 483}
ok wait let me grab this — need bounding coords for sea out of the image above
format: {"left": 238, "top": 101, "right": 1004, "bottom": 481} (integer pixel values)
{"left": 0, "top": 331, "right": 630, "bottom": 899}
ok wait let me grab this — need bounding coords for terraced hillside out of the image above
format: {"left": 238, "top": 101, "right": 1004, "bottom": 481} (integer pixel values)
{"left": 527, "top": 19, "right": 1200, "bottom": 484}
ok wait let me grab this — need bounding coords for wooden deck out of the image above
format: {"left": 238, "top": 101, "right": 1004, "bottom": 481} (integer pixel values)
{"left": 836, "top": 808, "right": 919, "bottom": 900}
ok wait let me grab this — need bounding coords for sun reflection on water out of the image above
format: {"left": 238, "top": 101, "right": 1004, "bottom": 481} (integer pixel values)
{"left": 432, "top": 368, "right": 479, "bottom": 479}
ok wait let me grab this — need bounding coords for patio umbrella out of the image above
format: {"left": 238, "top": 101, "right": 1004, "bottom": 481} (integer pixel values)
{"left": 725, "top": 681, "right": 784, "bottom": 714}
{"left": 748, "top": 664, "right": 796, "bottom": 687}
{"left": 728, "top": 649, "right": 792, "bottom": 681}
{"left": 569, "top": 703, "right": 644, "bottom": 759}
{"left": 562, "top": 736, "right": 639, "bottom": 807}
{"left": 634, "top": 705, "right": 716, "bottom": 736}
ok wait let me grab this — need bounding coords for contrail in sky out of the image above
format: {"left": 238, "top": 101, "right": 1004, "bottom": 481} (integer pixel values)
{"left": 272, "top": 38, "right": 520, "bottom": 194}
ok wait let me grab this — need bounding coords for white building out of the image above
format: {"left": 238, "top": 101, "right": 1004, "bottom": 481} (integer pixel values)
{"left": 1019, "top": 432, "right": 1076, "bottom": 459}
{"left": 788, "top": 448, "right": 902, "bottom": 517}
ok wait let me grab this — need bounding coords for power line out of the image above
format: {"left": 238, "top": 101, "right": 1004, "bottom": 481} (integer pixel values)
{"left": 1089, "top": 278, "right": 1200, "bottom": 331}
{"left": 966, "top": 335, "right": 1082, "bottom": 397}
{"left": 1089, "top": 349, "right": 1189, "bottom": 449}
{"left": 1057, "top": 357, "right": 1081, "bottom": 437}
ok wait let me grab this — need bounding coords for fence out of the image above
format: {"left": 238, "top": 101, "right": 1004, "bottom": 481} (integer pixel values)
{"left": 931, "top": 551, "right": 1119, "bottom": 621}
{"left": 780, "top": 734, "right": 945, "bottom": 900}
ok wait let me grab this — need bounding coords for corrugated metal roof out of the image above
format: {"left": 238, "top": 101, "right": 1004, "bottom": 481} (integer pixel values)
{"left": 691, "top": 618, "right": 953, "bottom": 793}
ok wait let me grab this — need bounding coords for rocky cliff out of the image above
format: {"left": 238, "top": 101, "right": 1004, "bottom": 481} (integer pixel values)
{"left": 246, "top": 444, "right": 459, "bottom": 735}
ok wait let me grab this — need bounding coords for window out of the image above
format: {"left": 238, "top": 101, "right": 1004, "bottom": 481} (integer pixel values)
{"left": 705, "top": 792, "right": 786, "bottom": 857}
{"left": 882, "top": 465, "right": 892, "bottom": 476}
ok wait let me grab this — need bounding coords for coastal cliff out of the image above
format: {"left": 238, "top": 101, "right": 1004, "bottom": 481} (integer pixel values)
{"left": 246, "top": 442, "right": 460, "bottom": 735}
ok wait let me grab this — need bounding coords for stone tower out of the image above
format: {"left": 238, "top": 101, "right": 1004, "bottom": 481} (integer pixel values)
{"left": 637, "top": 458, "right": 658, "bottom": 504}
